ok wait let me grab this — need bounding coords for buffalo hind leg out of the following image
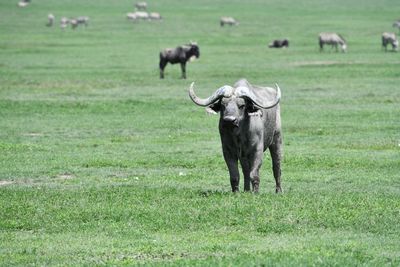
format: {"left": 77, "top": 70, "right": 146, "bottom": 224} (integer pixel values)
{"left": 269, "top": 132, "right": 283, "bottom": 193}
{"left": 242, "top": 151, "right": 263, "bottom": 193}
{"left": 239, "top": 158, "right": 251, "bottom": 192}
{"left": 180, "top": 62, "right": 186, "bottom": 79}
{"left": 249, "top": 153, "right": 263, "bottom": 193}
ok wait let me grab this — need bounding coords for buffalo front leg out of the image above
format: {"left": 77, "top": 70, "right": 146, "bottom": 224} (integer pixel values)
{"left": 180, "top": 62, "right": 186, "bottom": 79}
{"left": 269, "top": 132, "right": 283, "bottom": 193}
{"left": 223, "top": 149, "right": 240, "bottom": 192}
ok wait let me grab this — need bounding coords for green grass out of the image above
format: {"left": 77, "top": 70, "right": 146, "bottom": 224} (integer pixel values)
{"left": 1, "top": 0, "right": 400, "bottom": 266}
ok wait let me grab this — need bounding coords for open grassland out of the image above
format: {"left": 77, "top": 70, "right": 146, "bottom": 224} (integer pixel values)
{"left": 0, "top": 0, "right": 399, "bottom": 265}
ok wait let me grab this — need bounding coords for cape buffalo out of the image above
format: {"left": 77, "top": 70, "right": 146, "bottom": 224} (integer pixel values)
{"left": 189, "top": 79, "right": 283, "bottom": 193}
{"left": 382, "top": 32, "right": 398, "bottom": 51}
{"left": 269, "top": 39, "right": 289, "bottom": 48}
{"left": 319, "top": 32, "right": 347, "bottom": 52}
{"left": 159, "top": 42, "right": 200, "bottom": 79}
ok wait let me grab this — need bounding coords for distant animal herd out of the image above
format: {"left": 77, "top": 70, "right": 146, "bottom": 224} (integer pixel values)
{"left": 18, "top": 0, "right": 397, "bottom": 77}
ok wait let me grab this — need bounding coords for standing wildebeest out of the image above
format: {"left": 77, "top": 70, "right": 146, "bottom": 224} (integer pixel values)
{"left": 159, "top": 42, "right": 200, "bottom": 79}
{"left": 135, "top": 1, "right": 147, "bottom": 10}
{"left": 269, "top": 39, "right": 289, "bottom": 48}
{"left": 319, "top": 32, "right": 347, "bottom": 52}
{"left": 220, "top": 17, "right": 239, "bottom": 27}
{"left": 382, "top": 32, "right": 398, "bottom": 51}
{"left": 189, "top": 79, "right": 283, "bottom": 193}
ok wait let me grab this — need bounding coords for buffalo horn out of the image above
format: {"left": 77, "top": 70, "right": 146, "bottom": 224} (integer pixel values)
{"left": 189, "top": 82, "right": 233, "bottom": 107}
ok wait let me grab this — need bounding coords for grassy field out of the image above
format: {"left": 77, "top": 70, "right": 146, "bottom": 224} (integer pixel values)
{"left": 1, "top": 0, "right": 400, "bottom": 265}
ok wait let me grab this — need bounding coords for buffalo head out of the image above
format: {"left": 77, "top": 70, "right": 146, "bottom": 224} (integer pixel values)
{"left": 188, "top": 80, "right": 280, "bottom": 127}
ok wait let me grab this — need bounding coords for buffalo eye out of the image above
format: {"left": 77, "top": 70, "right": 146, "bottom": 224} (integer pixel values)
{"left": 238, "top": 104, "right": 245, "bottom": 109}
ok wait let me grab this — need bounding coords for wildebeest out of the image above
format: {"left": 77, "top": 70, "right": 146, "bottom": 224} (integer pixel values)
{"left": 319, "top": 32, "right": 347, "bottom": 52}
{"left": 70, "top": 16, "right": 89, "bottom": 29}
{"left": 46, "top": 13, "right": 55, "bottom": 27}
{"left": 382, "top": 32, "right": 398, "bottom": 51}
{"left": 159, "top": 42, "right": 200, "bottom": 79}
{"left": 393, "top": 20, "right": 400, "bottom": 33}
{"left": 135, "top": 1, "right": 147, "bottom": 10}
{"left": 189, "top": 79, "right": 283, "bottom": 193}
{"left": 269, "top": 39, "right": 289, "bottom": 48}
{"left": 76, "top": 16, "right": 89, "bottom": 26}
{"left": 220, "top": 17, "right": 239, "bottom": 27}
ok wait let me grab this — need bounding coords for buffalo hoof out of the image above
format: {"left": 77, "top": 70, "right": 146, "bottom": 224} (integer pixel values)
{"left": 275, "top": 187, "right": 283, "bottom": 193}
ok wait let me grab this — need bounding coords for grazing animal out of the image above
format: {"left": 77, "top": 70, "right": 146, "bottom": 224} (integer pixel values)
{"left": 159, "top": 42, "right": 200, "bottom": 79}
{"left": 60, "top": 17, "right": 69, "bottom": 29}
{"left": 17, "top": 0, "right": 30, "bottom": 7}
{"left": 149, "top": 12, "right": 162, "bottom": 21}
{"left": 46, "top": 13, "right": 55, "bottom": 27}
{"left": 135, "top": 1, "right": 147, "bottom": 10}
{"left": 382, "top": 32, "right": 398, "bottom": 51}
{"left": 189, "top": 79, "right": 283, "bottom": 193}
{"left": 70, "top": 19, "right": 78, "bottom": 29}
{"left": 126, "top": 12, "right": 137, "bottom": 21}
{"left": 220, "top": 17, "right": 239, "bottom": 27}
{"left": 133, "top": 11, "right": 149, "bottom": 20}
{"left": 319, "top": 32, "right": 347, "bottom": 52}
{"left": 393, "top": 21, "right": 400, "bottom": 33}
{"left": 269, "top": 39, "right": 289, "bottom": 48}
{"left": 76, "top": 16, "right": 89, "bottom": 26}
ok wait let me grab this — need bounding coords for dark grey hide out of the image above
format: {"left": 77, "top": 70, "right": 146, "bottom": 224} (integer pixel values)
{"left": 269, "top": 39, "right": 289, "bottom": 48}
{"left": 189, "top": 79, "right": 283, "bottom": 193}
{"left": 159, "top": 43, "right": 200, "bottom": 79}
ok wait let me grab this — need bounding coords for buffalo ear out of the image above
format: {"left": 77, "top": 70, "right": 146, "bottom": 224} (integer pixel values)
{"left": 206, "top": 102, "right": 221, "bottom": 114}
{"left": 246, "top": 102, "right": 260, "bottom": 114}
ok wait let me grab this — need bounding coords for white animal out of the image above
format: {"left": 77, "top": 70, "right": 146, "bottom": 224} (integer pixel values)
{"left": 149, "top": 12, "right": 162, "bottom": 21}
{"left": 134, "top": 11, "right": 149, "bottom": 20}
{"left": 220, "top": 17, "right": 239, "bottom": 27}
{"left": 319, "top": 32, "right": 347, "bottom": 52}
{"left": 46, "top": 13, "right": 55, "bottom": 27}
{"left": 17, "top": 1, "right": 29, "bottom": 7}
{"left": 127, "top": 12, "right": 137, "bottom": 21}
